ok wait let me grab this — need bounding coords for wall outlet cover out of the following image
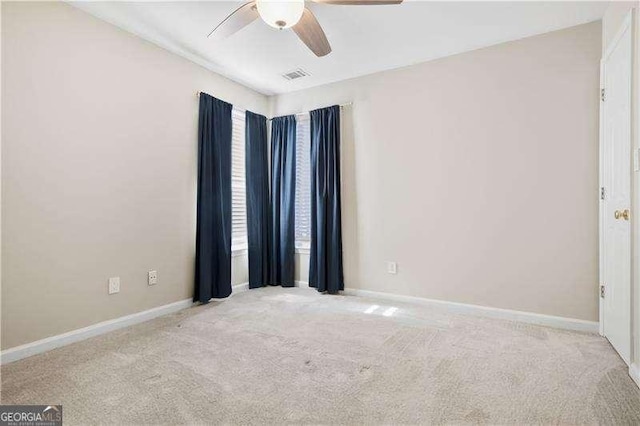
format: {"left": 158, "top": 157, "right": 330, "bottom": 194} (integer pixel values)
{"left": 148, "top": 270, "right": 158, "bottom": 286}
{"left": 108, "top": 277, "right": 120, "bottom": 294}
{"left": 387, "top": 262, "right": 397, "bottom": 274}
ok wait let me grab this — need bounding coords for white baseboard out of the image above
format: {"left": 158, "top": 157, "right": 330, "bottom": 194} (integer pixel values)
{"left": 0, "top": 282, "right": 598, "bottom": 365}
{"left": 630, "top": 363, "right": 640, "bottom": 389}
{"left": 1, "top": 282, "right": 250, "bottom": 365}
{"left": 0, "top": 298, "right": 191, "bottom": 365}
{"left": 342, "top": 287, "right": 599, "bottom": 333}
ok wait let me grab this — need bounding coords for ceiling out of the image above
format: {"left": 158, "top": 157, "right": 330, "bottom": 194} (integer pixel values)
{"left": 70, "top": 1, "right": 608, "bottom": 96}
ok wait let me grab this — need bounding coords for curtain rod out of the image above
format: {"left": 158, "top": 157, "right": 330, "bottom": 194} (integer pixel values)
{"left": 197, "top": 91, "right": 351, "bottom": 121}
{"left": 268, "top": 103, "right": 352, "bottom": 121}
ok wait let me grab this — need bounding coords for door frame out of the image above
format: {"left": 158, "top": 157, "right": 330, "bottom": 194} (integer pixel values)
{"left": 599, "top": 10, "right": 633, "bottom": 345}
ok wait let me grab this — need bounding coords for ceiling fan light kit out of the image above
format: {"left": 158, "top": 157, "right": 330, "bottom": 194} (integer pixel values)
{"left": 209, "top": 0, "right": 403, "bottom": 58}
{"left": 256, "top": 0, "right": 305, "bottom": 29}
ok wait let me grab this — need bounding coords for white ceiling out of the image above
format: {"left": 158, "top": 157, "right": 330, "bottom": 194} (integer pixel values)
{"left": 70, "top": 1, "right": 608, "bottom": 96}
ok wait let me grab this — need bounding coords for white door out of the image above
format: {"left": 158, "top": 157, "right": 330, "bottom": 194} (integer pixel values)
{"left": 601, "top": 14, "right": 632, "bottom": 365}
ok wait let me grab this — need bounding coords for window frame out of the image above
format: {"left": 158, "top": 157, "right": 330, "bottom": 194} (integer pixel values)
{"left": 231, "top": 108, "right": 248, "bottom": 253}
{"left": 294, "top": 114, "right": 312, "bottom": 252}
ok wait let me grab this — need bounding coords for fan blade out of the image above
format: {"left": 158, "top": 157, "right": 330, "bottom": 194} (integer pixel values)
{"left": 292, "top": 8, "right": 332, "bottom": 57}
{"left": 208, "top": 1, "right": 259, "bottom": 39}
{"left": 311, "top": 0, "right": 402, "bottom": 4}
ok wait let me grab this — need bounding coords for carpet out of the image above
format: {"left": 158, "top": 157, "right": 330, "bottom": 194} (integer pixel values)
{"left": 2, "top": 286, "right": 639, "bottom": 424}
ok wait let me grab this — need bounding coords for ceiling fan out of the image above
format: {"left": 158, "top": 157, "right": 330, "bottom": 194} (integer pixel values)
{"left": 208, "top": 0, "right": 403, "bottom": 57}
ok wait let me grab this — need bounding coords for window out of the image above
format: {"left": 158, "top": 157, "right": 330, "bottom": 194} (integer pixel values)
{"left": 295, "top": 114, "right": 311, "bottom": 245}
{"left": 231, "top": 108, "right": 247, "bottom": 249}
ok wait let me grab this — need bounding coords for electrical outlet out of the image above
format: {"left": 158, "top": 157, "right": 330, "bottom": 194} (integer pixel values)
{"left": 148, "top": 270, "right": 158, "bottom": 286}
{"left": 387, "top": 262, "right": 397, "bottom": 274}
{"left": 108, "top": 277, "right": 120, "bottom": 294}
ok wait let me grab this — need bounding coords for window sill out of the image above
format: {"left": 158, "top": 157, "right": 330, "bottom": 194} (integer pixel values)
{"left": 295, "top": 241, "right": 310, "bottom": 255}
{"left": 232, "top": 243, "right": 248, "bottom": 258}
{"left": 231, "top": 243, "right": 309, "bottom": 256}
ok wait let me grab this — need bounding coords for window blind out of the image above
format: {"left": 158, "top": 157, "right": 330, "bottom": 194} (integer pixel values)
{"left": 295, "top": 114, "right": 311, "bottom": 242}
{"left": 231, "top": 108, "right": 247, "bottom": 248}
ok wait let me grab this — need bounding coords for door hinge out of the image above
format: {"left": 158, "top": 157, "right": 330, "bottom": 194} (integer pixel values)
{"left": 600, "top": 187, "right": 606, "bottom": 200}
{"left": 601, "top": 88, "right": 606, "bottom": 102}
{"left": 600, "top": 285, "right": 605, "bottom": 298}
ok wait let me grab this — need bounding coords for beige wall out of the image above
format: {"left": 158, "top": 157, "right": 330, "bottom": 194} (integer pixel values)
{"left": 1, "top": 2, "right": 265, "bottom": 349}
{"left": 602, "top": 0, "right": 640, "bottom": 377}
{"left": 275, "top": 22, "right": 602, "bottom": 322}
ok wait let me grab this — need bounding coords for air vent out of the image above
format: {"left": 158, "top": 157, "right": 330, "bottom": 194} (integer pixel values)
{"left": 282, "top": 68, "right": 310, "bottom": 81}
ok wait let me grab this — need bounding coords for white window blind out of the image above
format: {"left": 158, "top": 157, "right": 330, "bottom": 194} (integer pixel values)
{"left": 231, "top": 108, "right": 247, "bottom": 248}
{"left": 295, "top": 114, "right": 311, "bottom": 242}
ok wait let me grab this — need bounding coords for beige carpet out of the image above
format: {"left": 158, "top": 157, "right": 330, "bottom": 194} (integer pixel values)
{"left": 2, "top": 286, "right": 639, "bottom": 424}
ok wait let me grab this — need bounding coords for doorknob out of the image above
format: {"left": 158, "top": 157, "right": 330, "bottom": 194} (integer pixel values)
{"left": 615, "top": 209, "right": 630, "bottom": 220}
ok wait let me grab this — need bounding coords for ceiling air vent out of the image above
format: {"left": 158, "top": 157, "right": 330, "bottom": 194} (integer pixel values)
{"left": 282, "top": 68, "right": 310, "bottom": 81}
